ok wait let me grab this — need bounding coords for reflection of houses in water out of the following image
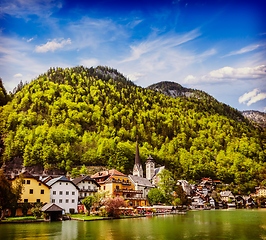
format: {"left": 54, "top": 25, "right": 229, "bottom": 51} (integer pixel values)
{"left": 61, "top": 220, "right": 79, "bottom": 240}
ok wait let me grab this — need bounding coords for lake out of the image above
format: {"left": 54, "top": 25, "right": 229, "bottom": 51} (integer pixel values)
{"left": 1, "top": 209, "right": 266, "bottom": 240}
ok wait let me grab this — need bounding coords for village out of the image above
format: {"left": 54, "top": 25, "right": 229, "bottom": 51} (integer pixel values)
{"left": 1, "top": 143, "right": 266, "bottom": 221}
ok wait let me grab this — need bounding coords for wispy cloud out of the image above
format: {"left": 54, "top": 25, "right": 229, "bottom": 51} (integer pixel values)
{"left": 0, "top": 0, "right": 62, "bottom": 18}
{"left": 13, "top": 73, "right": 23, "bottom": 78}
{"left": 239, "top": 88, "right": 266, "bottom": 106}
{"left": 223, "top": 43, "right": 264, "bottom": 57}
{"left": 27, "top": 37, "right": 34, "bottom": 43}
{"left": 121, "top": 29, "right": 201, "bottom": 63}
{"left": 35, "top": 38, "right": 71, "bottom": 53}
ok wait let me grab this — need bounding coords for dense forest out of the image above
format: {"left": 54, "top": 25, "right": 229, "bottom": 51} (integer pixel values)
{"left": 0, "top": 66, "right": 265, "bottom": 194}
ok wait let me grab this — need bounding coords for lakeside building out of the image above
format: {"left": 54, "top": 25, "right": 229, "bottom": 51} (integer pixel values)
{"left": 72, "top": 175, "right": 100, "bottom": 204}
{"left": 9, "top": 171, "right": 50, "bottom": 216}
{"left": 91, "top": 169, "right": 146, "bottom": 206}
{"left": 45, "top": 176, "right": 79, "bottom": 214}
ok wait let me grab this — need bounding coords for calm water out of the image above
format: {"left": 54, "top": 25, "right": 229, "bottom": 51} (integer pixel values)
{"left": 0, "top": 209, "right": 266, "bottom": 240}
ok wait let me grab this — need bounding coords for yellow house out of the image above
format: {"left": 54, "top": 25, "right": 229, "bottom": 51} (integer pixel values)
{"left": 91, "top": 169, "right": 146, "bottom": 206}
{"left": 256, "top": 187, "right": 266, "bottom": 197}
{"left": 15, "top": 171, "right": 51, "bottom": 204}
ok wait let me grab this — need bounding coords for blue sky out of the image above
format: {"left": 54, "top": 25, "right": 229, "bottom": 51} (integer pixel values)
{"left": 0, "top": 0, "right": 265, "bottom": 112}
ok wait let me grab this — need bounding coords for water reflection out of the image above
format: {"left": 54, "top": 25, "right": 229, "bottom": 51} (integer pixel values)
{"left": 0, "top": 210, "right": 266, "bottom": 240}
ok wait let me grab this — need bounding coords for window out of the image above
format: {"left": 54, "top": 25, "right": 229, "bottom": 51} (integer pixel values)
{"left": 72, "top": 199, "right": 75, "bottom": 203}
{"left": 66, "top": 199, "right": 69, "bottom": 203}
{"left": 59, "top": 199, "right": 62, "bottom": 203}
{"left": 22, "top": 180, "right": 25, "bottom": 184}
{"left": 59, "top": 182, "right": 61, "bottom": 185}
{"left": 59, "top": 191, "right": 63, "bottom": 195}
{"left": 53, "top": 191, "right": 56, "bottom": 195}
{"left": 27, "top": 180, "right": 30, "bottom": 184}
{"left": 66, "top": 183, "right": 68, "bottom": 185}
{"left": 41, "top": 189, "right": 44, "bottom": 194}
{"left": 36, "top": 199, "right": 40, "bottom": 203}
{"left": 24, "top": 199, "right": 28, "bottom": 203}
{"left": 66, "top": 191, "right": 69, "bottom": 195}
{"left": 39, "top": 183, "right": 41, "bottom": 186}
{"left": 29, "top": 189, "right": 33, "bottom": 194}
{"left": 52, "top": 199, "right": 55, "bottom": 203}
{"left": 72, "top": 192, "right": 75, "bottom": 195}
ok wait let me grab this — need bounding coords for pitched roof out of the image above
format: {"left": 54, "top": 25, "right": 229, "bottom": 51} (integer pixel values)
{"left": 46, "top": 176, "right": 79, "bottom": 189}
{"left": 72, "top": 175, "right": 100, "bottom": 187}
{"left": 154, "top": 166, "right": 165, "bottom": 176}
{"left": 128, "top": 175, "right": 154, "bottom": 187}
{"left": 41, "top": 203, "right": 64, "bottom": 212}
{"left": 17, "top": 171, "right": 51, "bottom": 188}
{"left": 91, "top": 169, "right": 126, "bottom": 179}
{"left": 146, "top": 155, "right": 154, "bottom": 163}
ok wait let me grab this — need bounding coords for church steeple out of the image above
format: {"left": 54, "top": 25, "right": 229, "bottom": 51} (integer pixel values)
{"left": 133, "top": 141, "right": 143, "bottom": 177}
{"left": 145, "top": 155, "right": 155, "bottom": 180}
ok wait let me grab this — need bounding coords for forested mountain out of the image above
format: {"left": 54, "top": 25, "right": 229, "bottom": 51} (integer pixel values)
{"left": 0, "top": 66, "right": 265, "bottom": 194}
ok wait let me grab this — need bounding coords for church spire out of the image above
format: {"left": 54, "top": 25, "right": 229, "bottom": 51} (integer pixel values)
{"left": 133, "top": 141, "right": 143, "bottom": 177}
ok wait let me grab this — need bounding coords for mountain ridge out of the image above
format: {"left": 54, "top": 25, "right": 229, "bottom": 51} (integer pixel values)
{"left": 0, "top": 66, "right": 265, "bottom": 194}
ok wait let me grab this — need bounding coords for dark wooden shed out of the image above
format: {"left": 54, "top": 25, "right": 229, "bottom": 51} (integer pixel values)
{"left": 41, "top": 203, "right": 64, "bottom": 221}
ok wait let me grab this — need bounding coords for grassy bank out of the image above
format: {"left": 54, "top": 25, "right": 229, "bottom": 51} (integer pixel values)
{"left": 0, "top": 216, "right": 44, "bottom": 223}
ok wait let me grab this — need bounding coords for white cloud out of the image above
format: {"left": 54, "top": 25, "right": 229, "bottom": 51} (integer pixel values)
{"left": 35, "top": 38, "right": 71, "bottom": 53}
{"left": 183, "top": 75, "right": 196, "bottom": 83}
{"left": 239, "top": 88, "right": 266, "bottom": 106}
{"left": 13, "top": 73, "right": 22, "bottom": 78}
{"left": 224, "top": 44, "right": 262, "bottom": 57}
{"left": 79, "top": 58, "right": 99, "bottom": 67}
{"left": 201, "top": 65, "right": 266, "bottom": 83}
{"left": 126, "top": 72, "right": 145, "bottom": 82}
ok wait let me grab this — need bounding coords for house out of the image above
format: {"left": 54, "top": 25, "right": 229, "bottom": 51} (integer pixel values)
{"left": 220, "top": 191, "right": 235, "bottom": 203}
{"left": 14, "top": 171, "right": 50, "bottom": 205}
{"left": 9, "top": 171, "right": 51, "bottom": 216}
{"left": 243, "top": 196, "right": 255, "bottom": 208}
{"left": 72, "top": 175, "right": 100, "bottom": 204}
{"left": 91, "top": 169, "right": 144, "bottom": 207}
{"left": 191, "top": 196, "right": 205, "bottom": 209}
{"left": 45, "top": 176, "right": 79, "bottom": 214}
{"left": 177, "top": 180, "right": 192, "bottom": 196}
{"left": 128, "top": 174, "right": 154, "bottom": 205}
{"left": 254, "top": 187, "right": 266, "bottom": 197}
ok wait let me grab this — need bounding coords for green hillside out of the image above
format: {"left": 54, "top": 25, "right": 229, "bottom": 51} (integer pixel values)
{"left": 0, "top": 66, "right": 265, "bottom": 193}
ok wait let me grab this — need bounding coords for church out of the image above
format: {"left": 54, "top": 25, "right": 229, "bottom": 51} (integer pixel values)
{"left": 129, "top": 142, "right": 165, "bottom": 198}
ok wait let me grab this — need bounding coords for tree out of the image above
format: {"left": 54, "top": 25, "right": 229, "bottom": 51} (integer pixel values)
{"left": 79, "top": 165, "right": 88, "bottom": 175}
{"left": 0, "top": 169, "right": 23, "bottom": 219}
{"left": 157, "top": 169, "right": 176, "bottom": 205}
{"left": 173, "top": 185, "right": 188, "bottom": 206}
{"left": 103, "top": 196, "right": 126, "bottom": 218}
{"left": 82, "top": 195, "right": 96, "bottom": 215}
{"left": 147, "top": 188, "right": 165, "bottom": 205}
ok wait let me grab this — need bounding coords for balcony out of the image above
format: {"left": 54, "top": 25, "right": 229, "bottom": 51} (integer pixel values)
{"left": 114, "top": 189, "right": 143, "bottom": 194}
